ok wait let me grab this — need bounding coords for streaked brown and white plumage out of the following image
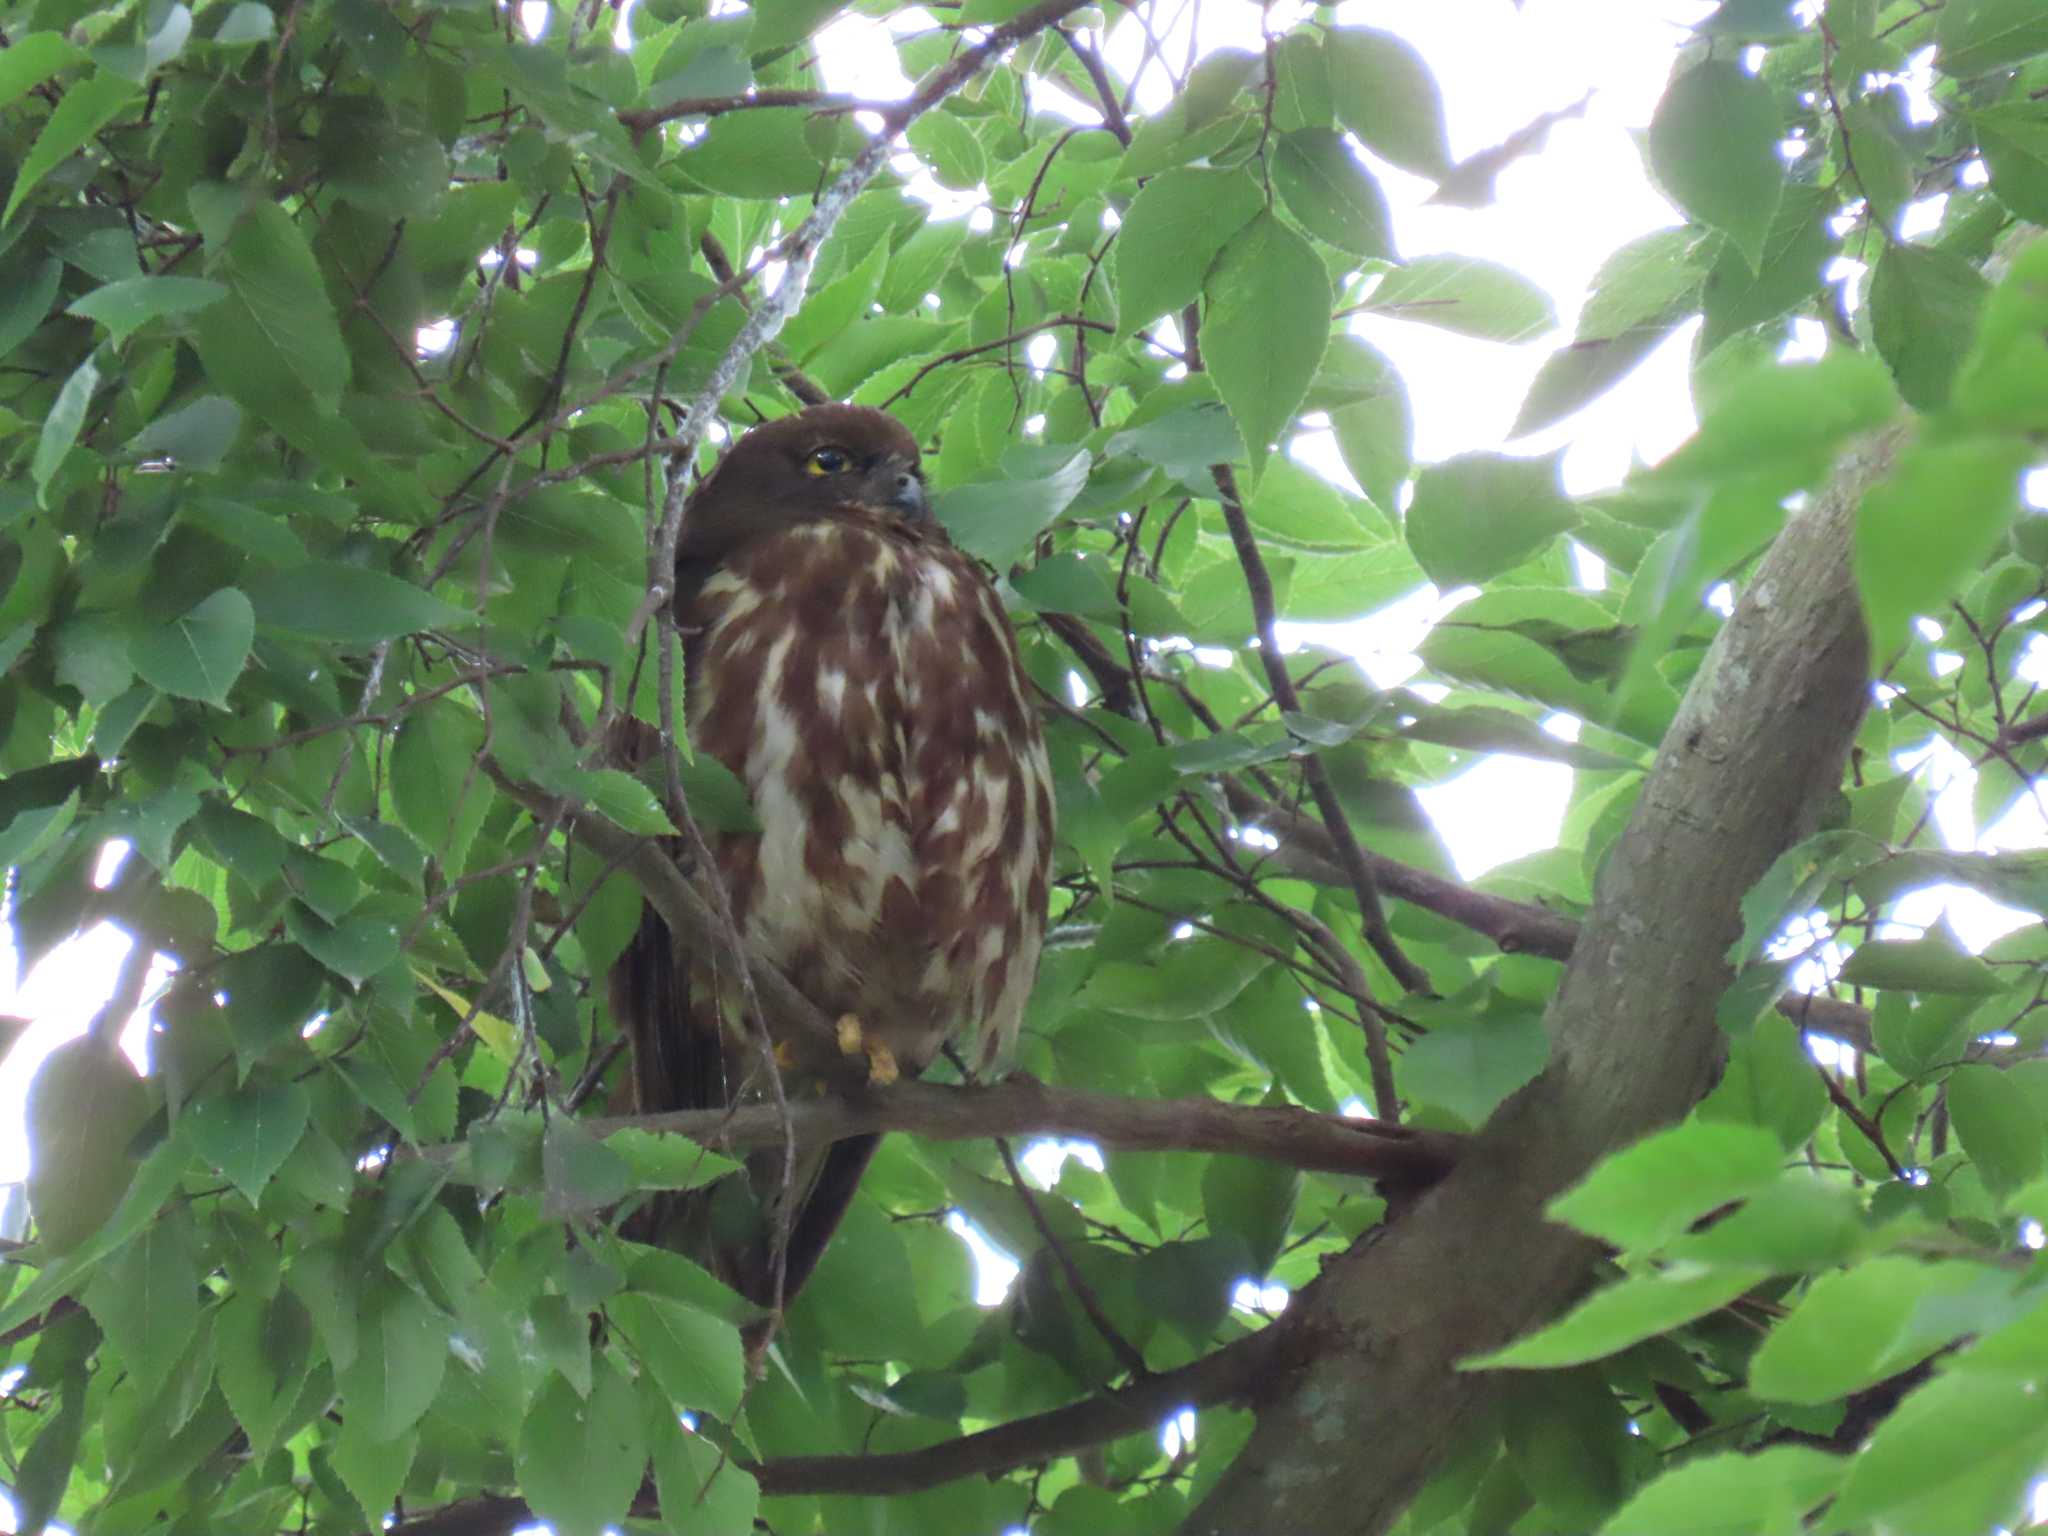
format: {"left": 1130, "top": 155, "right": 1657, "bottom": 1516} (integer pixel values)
{"left": 612, "top": 403, "right": 1053, "bottom": 1307}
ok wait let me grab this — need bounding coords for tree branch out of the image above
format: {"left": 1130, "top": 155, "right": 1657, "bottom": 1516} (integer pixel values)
{"left": 1182, "top": 432, "right": 1891, "bottom": 1534}
{"left": 1222, "top": 780, "right": 1877, "bottom": 1054}
{"left": 387, "top": 1328, "right": 1276, "bottom": 1534}
{"left": 528, "top": 1075, "right": 1459, "bottom": 1186}
{"left": 1210, "top": 464, "right": 1427, "bottom": 999}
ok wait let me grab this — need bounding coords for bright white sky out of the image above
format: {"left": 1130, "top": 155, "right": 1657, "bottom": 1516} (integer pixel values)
{"left": 1, "top": 0, "right": 2040, "bottom": 1348}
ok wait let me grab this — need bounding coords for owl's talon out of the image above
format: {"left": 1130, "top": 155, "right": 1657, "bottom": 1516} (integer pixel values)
{"left": 865, "top": 1040, "right": 900, "bottom": 1086}
{"left": 834, "top": 1014, "right": 900, "bottom": 1085}
{"left": 772, "top": 1040, "right": 797, "bottom": 1071}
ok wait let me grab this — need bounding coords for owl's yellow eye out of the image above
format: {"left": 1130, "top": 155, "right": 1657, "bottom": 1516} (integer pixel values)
{"left": 804, "top": 446, "right": 853, "bottom": 477}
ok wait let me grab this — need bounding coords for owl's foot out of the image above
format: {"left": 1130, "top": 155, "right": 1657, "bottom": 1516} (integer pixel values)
{"left": 835, "top": 1013, "right": 901, "bottom": 1085}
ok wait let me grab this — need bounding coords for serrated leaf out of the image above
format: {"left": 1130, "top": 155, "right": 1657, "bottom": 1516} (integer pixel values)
{"left": 1324, "top": 26, "right": 1452, "bottom": 178}
{"left": 1203, "top": 212, "right": 1331, "bottom": 474}
{"left": 1113, "top": 166, "right": 1264, "bottom": 337}
{"left": 610, "top": 1291, "right": 744, "bottom": 1417}
{"left": 1367, "top": 254, "right": 1555, "bottom": 342}
{"left": 336, "top": 1276, "right": 448, "bottom": 1441}
{"left": 1272, "top": 129, "right": 1394, "bottom": 260}
{"left": 1648, "top": 58, "right": 1784, "bottom": 271}
{"left": 517, "top": 1358, "right": 648, "bottom": 1536}
{"left": 1869, "top": 243, "right": 1989, "bottom": 412}
{"left": 184, "top": 1080, "right": 310, "bottom": 1204}
{"left": 6, "top": 70, "right": 135, "bottom": 224}
{"left": 190, "top": 195, "right": 352, "bottom": 414}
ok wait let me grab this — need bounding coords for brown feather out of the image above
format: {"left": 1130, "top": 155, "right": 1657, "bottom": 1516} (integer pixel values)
{"left": 610, "top": 404, "right": 1054, "bottom": 1318}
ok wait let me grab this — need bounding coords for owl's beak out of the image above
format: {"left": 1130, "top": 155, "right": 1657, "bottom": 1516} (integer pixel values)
{"left": 865, "top": 455, "right": 928, "bottom": 520}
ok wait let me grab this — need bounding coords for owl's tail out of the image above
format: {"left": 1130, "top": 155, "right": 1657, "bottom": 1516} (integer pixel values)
{"left": 610, "top": 907, "right": 878, "bottom": 1319}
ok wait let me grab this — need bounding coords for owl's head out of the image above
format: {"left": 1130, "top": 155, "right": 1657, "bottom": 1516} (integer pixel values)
{"left": 682, "top": 404, "right": 928, "bottom": 564}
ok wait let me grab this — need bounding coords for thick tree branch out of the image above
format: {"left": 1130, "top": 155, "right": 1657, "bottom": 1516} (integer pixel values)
{"left": 1183, "top": 434, "right": 1891, "bottom": 1534}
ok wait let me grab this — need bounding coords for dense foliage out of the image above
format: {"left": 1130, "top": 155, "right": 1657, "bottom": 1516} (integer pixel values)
{"left": 3, "top": 0, "right": 2048, "bottom": 1531}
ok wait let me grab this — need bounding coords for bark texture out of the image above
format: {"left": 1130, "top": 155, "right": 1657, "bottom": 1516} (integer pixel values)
{"left": 1182, "top": 433, "right": 1892, "bottom": 1534}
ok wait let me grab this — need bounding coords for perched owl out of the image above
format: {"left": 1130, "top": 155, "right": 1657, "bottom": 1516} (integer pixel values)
{"left": 612, "top": 403, "right": 1055, "bottom": 1310}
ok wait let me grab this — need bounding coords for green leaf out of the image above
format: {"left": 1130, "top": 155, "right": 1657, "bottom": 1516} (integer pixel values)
{"left": 24, "top": 1034, "right": 152, "bottom": 1255}
{"left": 1202, "top": 211, "right": 1332, "bottom": 473}
{"left": 1647, "top": 58, "right": 1784, "bottom": 272}
{"left": 1474, "top": 1266, "right": 1763, "bottom": 1369}
{"left": 391, "top": 699, "right": 489, "bottom": 864}
{"left": 1405, "top": 450, "right": 1575, "bottom": 587}
{"left": 128, "top": 394, "right": 242, "bottom": 471}
{"left": 606, "top": 1127, "right": 744, "bottom": 1191}
{"left": 336, "top": 1276, "right": 448, "bottom": 1441}
{"left": 1601, "top": 1445, "right": 1846, "bottom": 1536}
{"left": 129, "top": 587, "right": 253, "bottom": 706}
{"left": 1324, "top": 26, "right": 1452, "bottom": 178}
{"left": 1699, "top": 182, "right": 1835, "bottom": 352}
{"left": 0, "top": 255, "right": 63, "bottom": 360}
{"left": 650, "top": 1418, "right": 759, "bottom": 1536}
{"left": 1513, "top": 322, "right": 1683, "bottom": 440}
{"left": 1974, "top": 108, "right": 2048, "bottom": 224}
{"left": 246, "top": 562, "right": 467, "bottom": 645}
{"left": 67, "top": 274, "right": 227, "bottom": 345}
{"left": 330, "top": 1421, "right": 418, "bottom": 1530}
{"left": 184, "top": 1080, "right": 310, "bottom": 1204}
{"left": 1549, "top": 1120, "right": 1786, "bottom": 1251}
{"left": 610, "top": 1291, "right": 744, "bottom": 1417}
{"left": 1272, "top": 129, "right": 1394, "bottom": 260}
{"left": 1697, "top": 1014, "right": 1830, "bottom": 1150}
{"left": 517, "top": 1357, "right": 649, "bottom": 1536}
{"left": 1396, "top": 1015, "right": 1549, "bottom": 1130}
{"left": 1202, "top": 1145, "right": 1299, "bottom": 1276}
{"left": 937, "top": 447, "right": 1092, "bottom": 565}
{"left": 1367, "top": 254, "right": 1556, "bottom": 342}
{"left": 1826, "top": 1370, "right": 2048, "bottom": 1536}
{"left": 1113, "top": 166, "right": 1263, "bottom": 337}
{"left": 190, "top": 195, "right": 352, "bottom": 416}
{"left": 579, "top": 767, "right": 677, "bottom": 836}
{"left": 5, "top": 70, "right": 135, "bottom": 224}
{"left": 214, "top": 2, "right": 275, "bottom": 44}
{"left": 1856, "top": 433, "right": 2028, "bottom": 656}
{"left": 907, "top": 108, "right": 985, "bottom": 192}
{"left": 1945, "top": 1063, "right": 2045, "bottom": 1197}
{"left": 13, "top": 1362, "right": 86, "bottom": 1535}
{"left": 677, "top": 108, "right": 826, "bottom": 196}
{"left": 215, "top": 1288, "right": 316, "bottom": 1456}
{"left": 32, "top": 353, "right": 97, "bottom": 506}
{"left": 1869, "top": 244, "right": 1990, "bottom": 412}
{"left": 1750, "top": 1257, "right": 1984, "bottom": 1404}
{"left": 1838, "top": 934, "right": 2006, "bottom": 995}
{"left": 1650, "top": 347, "right": 1897, "bottom": 490}
{"left": 83, "top": 1205, "right": 201, "bottom": 1395}
{"left": 1938, "top": 0, "right": 2048, "bottom": 75}
{"left": 0, "top": 34, "right": 84, "bottom": 112}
